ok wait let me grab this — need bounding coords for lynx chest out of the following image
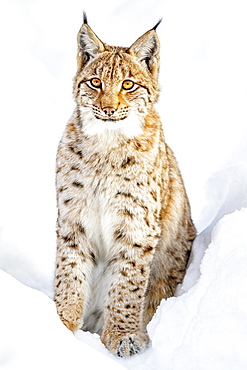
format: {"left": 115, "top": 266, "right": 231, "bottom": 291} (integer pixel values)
{"left": 78, "top": 140, "right": 156, "bottom": 259}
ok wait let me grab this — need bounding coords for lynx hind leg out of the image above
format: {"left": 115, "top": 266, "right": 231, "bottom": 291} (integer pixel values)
{"left": 144, "top": 272, "right": 173, "bottom": 327}
{"left": 144, "top": 233, "right": 194, "bottom": 326}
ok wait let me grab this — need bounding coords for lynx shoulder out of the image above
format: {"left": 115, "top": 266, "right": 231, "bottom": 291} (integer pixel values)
{"left": 54, "top": 14, "right": 196, "bottom": 357}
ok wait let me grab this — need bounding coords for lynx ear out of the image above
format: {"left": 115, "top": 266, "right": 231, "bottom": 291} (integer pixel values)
{"left": 129, "top": 27, "right": 160, "bottom": 79}
{"left": 77, "top": 14, "right": 105, "bottom": 71}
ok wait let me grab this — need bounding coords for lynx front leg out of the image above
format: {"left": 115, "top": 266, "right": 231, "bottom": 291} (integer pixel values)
{"left": 54, "top": 223, "right": 93, "bottom": 332}
{"left": 101, "top": 244, "right": 155, "bottom": 357}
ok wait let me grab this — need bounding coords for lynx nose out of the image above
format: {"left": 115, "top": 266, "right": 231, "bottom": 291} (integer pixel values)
{"left": 102, "top": 107, "right": 116, "bottom": 117}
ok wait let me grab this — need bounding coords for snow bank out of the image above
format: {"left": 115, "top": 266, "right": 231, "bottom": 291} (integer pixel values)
{"left": 1, "top": 208, "right": 247, "bottom": 369}
{"left": 148, "top": 208, "right": 247, "bottom": 370}
{"left": 0, "top": 269, "right": 124, "bottom": 370}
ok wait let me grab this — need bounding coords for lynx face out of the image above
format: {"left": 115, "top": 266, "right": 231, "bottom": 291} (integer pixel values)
{"left": 73, "top": 23, "right": 160, "bottom": 137}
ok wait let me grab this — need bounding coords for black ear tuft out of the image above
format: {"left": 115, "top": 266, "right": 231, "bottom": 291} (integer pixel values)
{"left": 83, "top": 11, "right": 88, "bottom": 25}
{"left": 152, "top": 18, "right": 162, "bottom": 31}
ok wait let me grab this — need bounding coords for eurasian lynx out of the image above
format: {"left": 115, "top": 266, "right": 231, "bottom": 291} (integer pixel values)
{"left": 54, "top": 14, "right": 196, "bottom": 357}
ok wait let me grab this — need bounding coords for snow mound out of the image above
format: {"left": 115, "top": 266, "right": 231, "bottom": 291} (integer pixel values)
{"left": 1, "top": 208, "right": 247, "bottom": 369}
{"left": 148, "top": 208, "right": 247, "bottom": 370}
{"left": 0, "top": 269, "right": 124, "bottom": 370}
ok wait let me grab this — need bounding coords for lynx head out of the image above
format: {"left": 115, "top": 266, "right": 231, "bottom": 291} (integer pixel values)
{"left": 74, "top": 13, "right": 161, "bottom": 137}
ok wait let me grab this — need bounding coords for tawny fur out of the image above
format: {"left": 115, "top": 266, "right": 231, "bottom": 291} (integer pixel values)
{"left": 54, "top": 16, "right": 196, "bottom": 357}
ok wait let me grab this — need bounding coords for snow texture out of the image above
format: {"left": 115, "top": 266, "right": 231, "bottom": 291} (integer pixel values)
{"left": 0, "top": 0, "right": 247, "bottom": 369}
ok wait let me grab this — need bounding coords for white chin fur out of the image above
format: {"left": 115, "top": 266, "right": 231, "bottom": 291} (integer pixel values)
{"left": 80, "top": 108, "right": 144, "bottom": 138}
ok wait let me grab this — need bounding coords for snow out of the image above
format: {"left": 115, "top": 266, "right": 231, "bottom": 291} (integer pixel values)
{"left": 0, "top": 0, "right": 247, "bottom": 369}
{"left": 0, "top": 269, "right": 124, "bottom": 370}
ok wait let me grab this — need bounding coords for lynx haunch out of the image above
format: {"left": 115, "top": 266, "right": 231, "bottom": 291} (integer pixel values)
{"left": 54, "top": 13, "right": 196, "bottom": 357}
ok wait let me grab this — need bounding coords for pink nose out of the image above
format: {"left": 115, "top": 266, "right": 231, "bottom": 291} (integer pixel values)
{"left": 102, "top": 107, "right": 116, "bottom": 117}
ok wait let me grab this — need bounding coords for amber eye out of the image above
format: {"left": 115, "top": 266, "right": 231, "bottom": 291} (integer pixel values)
{"left": 122, "top": 80, "right": 135, "bottom": 90}
{"left": 90, "top": 78, "right": 102, "bottom": 88}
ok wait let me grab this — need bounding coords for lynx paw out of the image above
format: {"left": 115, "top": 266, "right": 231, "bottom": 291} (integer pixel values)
{"left": 57, "top": 302, "right": 83, "bottom": 332}
{"left": 101, "top": 331, "right": 150, "bottom": 357}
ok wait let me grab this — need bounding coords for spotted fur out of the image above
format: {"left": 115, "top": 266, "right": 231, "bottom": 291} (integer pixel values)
{"left": 54, "top": 15, "right": 196, "bottom": 357}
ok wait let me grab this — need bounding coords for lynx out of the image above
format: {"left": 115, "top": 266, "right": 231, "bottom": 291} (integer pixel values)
{"left": 54, "top": 13, "right": 196, "bottom": 357}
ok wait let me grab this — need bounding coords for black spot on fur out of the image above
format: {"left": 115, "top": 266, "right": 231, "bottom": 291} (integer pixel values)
{"left": 64, "top": 198, "right": 73, "bottom": 204}
{"left": 72, "top": 180, "right": 84, "bottom": 188}
{"left": 121, "top": 156, "right": 136, "bottom": 168}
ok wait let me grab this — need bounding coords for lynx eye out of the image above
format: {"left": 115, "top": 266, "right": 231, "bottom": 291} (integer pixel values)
{"left": 122, "top": 80, "right": 135, "bottom": 90}
{"left": 90, "top": 78, "right": 102, "bottom": 88}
